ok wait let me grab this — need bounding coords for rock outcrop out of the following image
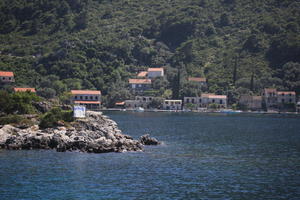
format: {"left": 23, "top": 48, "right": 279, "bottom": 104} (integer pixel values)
{"left": 140, "top": 134, "right": 160, "bottom": 145}
{"left": 0, "top": 111, "right": 146, "bottom": 153}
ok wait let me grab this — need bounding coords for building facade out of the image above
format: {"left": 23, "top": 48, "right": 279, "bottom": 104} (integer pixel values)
{"left": 147, "top": 68, "right": 164, "bottom": 79}
{"left": 163, "top": 100, "right": 182, "bottom": 110}
{"left": 0, "top": 71, "right": 15, "bottom": 83}
{"left": 277, "top": 91, "right": 296, "bottom": 104}
{"left": 71, "top": 90, "right": 101, "bottom": 110}
{"left": 184, "top": 94, "right": 227, "bottom": 109}
{"left": 262, "top": 88, "right": 278, "bottom": 109}
{"left": 129, "top": 79, "right": 152, "bottom": 93}
{"left": 125, "top": 96, "right": 154, "bottom": 109}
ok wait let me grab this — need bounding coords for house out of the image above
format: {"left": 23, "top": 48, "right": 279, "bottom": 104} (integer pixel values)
{"left": 200, "top": 93, "right": 227, "bottom": 108}
{"left": 14, "top": 88, "right": 36, "bottom": 93}
{"left": 163, "top": 100, "right": 182, "bottom": 110}
{"left": 0, "top": 71, "right": 15, "bottom": 83}
{"left": 184, "top": 94, "right": 227, "bottom": 109}
{"left": 125, "top": 96, "right": 154, "bottom": 109}
{"left": 277, "top": 91, "right": 296, "bottom": 104}
{"left": 188, "top": 77, "right": 207, "bottom": 86}
{"left": 239, "top": 95, "right": 262, "bottom": 110}
{"left": 70, "top": 90, "right": 101, "bottom": 110}
{"left": 147, "top": 68, "right": 164, "bottom": 79}
{"left": 115, "top": 101, "right": 125, "bottom": 109}
{"left": 262, "top": 88, "right": 278, "bottom": 109}
{"left": 129, "top": 79, "right": 152, "bottom": 93}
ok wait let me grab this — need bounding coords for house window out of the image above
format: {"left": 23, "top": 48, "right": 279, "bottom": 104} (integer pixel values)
{"left": 220, "top": 100, "right": 223, "bottom": 104}
{"left": 282, "top": 99, "right": 284, "bottom": 103}
{"left": 187, "top": 99, "right": 189, "bottom": 103}
{"left": 143, "top": 97, "right": 146, "bottom": 101}
{"left": 2, "top": 77, "right": 4, "bottom": 80}
{"left": 192, "top": 99, "right": 194, "bottom": 103}
{"left": 165, "top": 101, "right": 169, "bottom": 105}
{"left": 85, "top": 96, "right": 88, "bottom": 100}
{"left": 80, "top": 96, "right": 83, "bottom": 100}
{"left": 95, "top": 96, "right": 98, "bottom": 100}
{"left": 9, "top": 77, "right": 11, "bottom": 80}
{"left": 90, "top": 96, "right": 93, "bottom": 100}
{"left": 289, "top": 99, "right": 292, "bottom": 103}
{"left": 75, "top": 96, "right": 77, "bottom": 99}
{"left": 282, "top": 94, "right": 284, "bottom": 96}
{"left": 212, "top": 99, "right": 215, "bottom": 103}
{"left": 199, "top": 99, "right": 202, "bottom": 103}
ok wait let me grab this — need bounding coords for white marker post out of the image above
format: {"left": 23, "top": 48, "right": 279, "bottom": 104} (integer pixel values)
{"left": 73, "top": 105, "right": 86, "bottom": 118}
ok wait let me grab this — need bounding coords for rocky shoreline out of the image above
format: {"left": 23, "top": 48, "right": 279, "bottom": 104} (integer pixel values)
{"left": 0, "top": 111, "right": 159, "bottom": 153}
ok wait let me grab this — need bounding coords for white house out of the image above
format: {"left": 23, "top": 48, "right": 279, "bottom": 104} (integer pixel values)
{"left": 147, "top": 68, "right": 164, "bottom": 79}
{"left": 71, "top": 90, "right": 101, "bottom": 110}
{"left": 163, "top": 100, "right": 182, "bottom": 110}
{"left": 184, "top": 94, "right": 227, "bottom": 109}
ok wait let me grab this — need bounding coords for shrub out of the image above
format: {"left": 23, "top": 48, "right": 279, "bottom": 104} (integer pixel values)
{"left": 0, "top": 115, "right": 24, "bottom": 125}
{"left": 39, "top": 107, "right": 73, "bottom": 129}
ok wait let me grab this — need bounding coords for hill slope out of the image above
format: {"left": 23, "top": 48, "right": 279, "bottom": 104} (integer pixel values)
{"left": 0, "top": 0, "right": 299, "bottom": 105}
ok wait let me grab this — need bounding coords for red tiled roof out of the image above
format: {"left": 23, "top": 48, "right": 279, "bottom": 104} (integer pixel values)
{"left": 0, "top": 71, "right": 14, "bottom": 77}
{"left": 14, "top": 88, "right": 36, "bottom": 92}
{"left": 137, "top": 71, "right": 148, "bottom": 77}
{"left": 115, "top": 101, "right": 125, "bottom": 106}
{"left": 188, "top": 77, "right": 206, "bottom": 82}
{"left": 277, "top": 91, "right": 296, "bottom": 95}
{"left": 71, "top": 90, "right": 101, "bottom": 95}
{"left": 74, "top": 101, "right": 101, "bottom": 104}
{"left": 129, "top": 79, "right": 152, "bottom": 84}
{"left": 148, "top": 68, "right": 164, "bottom": 72}
{"left": 264, "top": 88, "right": 277, "bottom": 92}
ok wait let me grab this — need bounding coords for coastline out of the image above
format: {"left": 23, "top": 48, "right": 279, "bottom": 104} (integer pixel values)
{"left": 100, "top": 108, "right": 300, "bottom": 115}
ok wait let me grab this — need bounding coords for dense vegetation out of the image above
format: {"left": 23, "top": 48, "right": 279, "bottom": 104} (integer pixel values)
{"left": 0, "top": 0, "right": 299, "bottom": 106}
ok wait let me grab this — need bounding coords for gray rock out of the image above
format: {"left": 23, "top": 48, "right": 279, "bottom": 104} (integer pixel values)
{"left": 140, "top": 134, "right": 160, "bottom": 145}
{"left": 0, "top": 111, "right": 144, "bottom": 153}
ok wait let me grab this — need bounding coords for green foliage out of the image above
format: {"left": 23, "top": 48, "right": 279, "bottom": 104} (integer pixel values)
{"left": 0, "top": 115, "right": 24, "bottom": 125}
{"left": 0, "top": 90, "right": 41, "bottom": 114}
{"left": 0, "top": 0, "right": 299, "bottom": 106}
{"left": 39, "top": 107, "right": 73, "bottom": 129}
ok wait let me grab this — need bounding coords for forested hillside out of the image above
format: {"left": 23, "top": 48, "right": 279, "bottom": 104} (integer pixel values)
{"left": 0, "top": 0, "right": 299, "bottom": 105}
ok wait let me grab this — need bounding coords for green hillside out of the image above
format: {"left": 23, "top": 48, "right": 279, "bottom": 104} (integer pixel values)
{"left": 0, "top": 0, "right": 299, "bottom": 106}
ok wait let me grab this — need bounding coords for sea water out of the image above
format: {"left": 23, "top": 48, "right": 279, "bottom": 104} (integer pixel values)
{"left": 0, "top": 112, "right": 300, "bottom": 199}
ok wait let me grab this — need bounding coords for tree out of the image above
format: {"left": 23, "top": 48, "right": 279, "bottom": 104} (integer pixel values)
{"left": 282, "top": 62, "right": 300, "bottom": 94}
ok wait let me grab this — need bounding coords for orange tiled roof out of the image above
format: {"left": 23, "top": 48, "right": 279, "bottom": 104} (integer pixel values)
{"left": 264, "top": 88, "right": 277, "bottom": 92}
{"left": 277, "top": 91, "right": 296, "bottom": 95}
{"left": 71, "top": 90, "right": 101, "bottom": 95}
{"left": 0, "top": 71, "right": 14, "bottom": 77}
{"left": 129, "top": 79, "right": 152, "bottom": 84}
{"left": 14, "top": 88, "right": 36, "bottom": 92}
{"left": 188, "top": 77, "right": 206, "bottom": 82}
{"left": 137, "top": 71, "right": 148, "bottom": 77}
{"left": 115, "top": 101, "right": 125, "bottom": 106}
{"left": 148, "top": 68, "right": 164, "bottom": 72}
{"left": 74, "top": 101, "right": 101, "bottom": 104}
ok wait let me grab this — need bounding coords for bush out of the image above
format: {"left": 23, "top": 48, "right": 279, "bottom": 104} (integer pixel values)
{"left": 0, "top": 90, "right": 41, "bottom": 114}
{"left": 39, "top": 107, "right": 73, "bottom": 129}
{"left": 0, "top": 115, "right": 24, "bottom": 125}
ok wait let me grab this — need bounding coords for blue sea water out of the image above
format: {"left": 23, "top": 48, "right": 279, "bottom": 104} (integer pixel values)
{"left": 0, "top": 112, "right": 300, "bottom": 200}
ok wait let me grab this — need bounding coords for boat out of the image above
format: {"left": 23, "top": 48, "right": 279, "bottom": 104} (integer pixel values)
{"left": 135, "top": 107, "right": 145, "bottom": 112}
